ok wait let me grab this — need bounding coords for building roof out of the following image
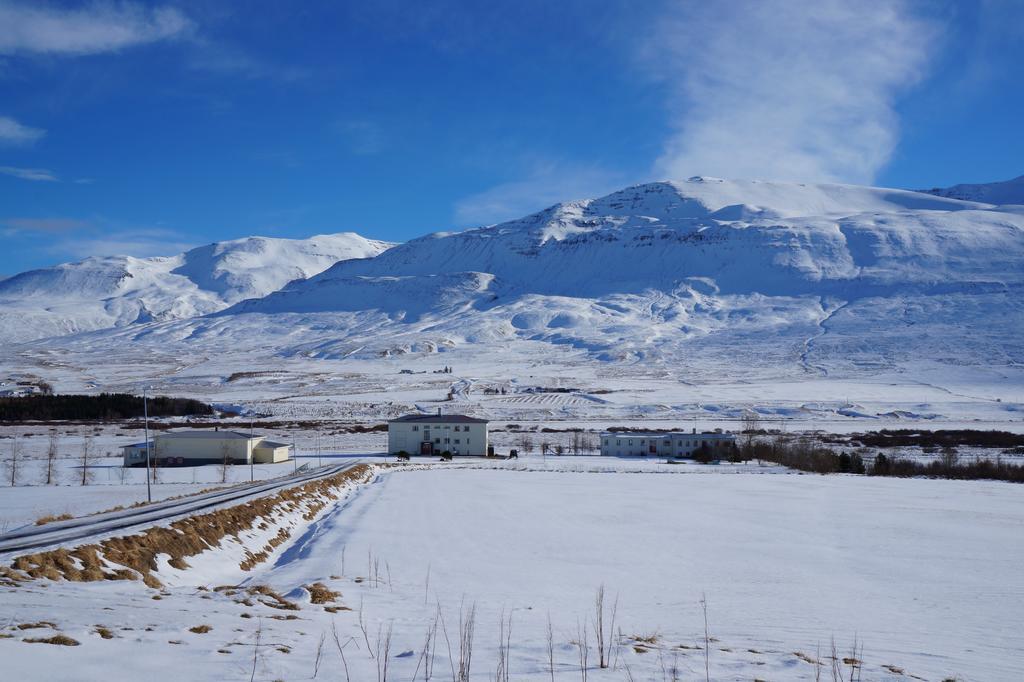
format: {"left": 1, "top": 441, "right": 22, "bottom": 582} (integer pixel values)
{"left": 254, "top": 440, "right": 291, "bottom": 449}
{"left": 157, "top": 430, "right": 259, "bottom": 440}
{"left": 389, "top": 414, "right": 488, "bottom": 424}
{"left": 600, "top": 431, "right": 735, "bottom": 439}
{"left": 122, "top": 441, "right": 152, "bottom": 449}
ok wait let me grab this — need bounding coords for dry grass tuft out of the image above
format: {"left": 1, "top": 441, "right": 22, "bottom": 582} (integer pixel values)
{"left": 7, "top": 465, "right": 372, "bottom": 588}
{"left": 16, "top": 621, "right": 56, "bottom": 630}
{"left": 35, "top": 513, "right": 73, "bottom": 526}
{"left": 323, "top": 605, "right": 351, "bottom": 614}
{"left": 189, "top": 624, "right": 212, "bottom": 634}
{"left": 306, "top": 582, "right": 340, "bottom": 604}
{"left": 94, "top": 626, "right": 114, "bottom": 639}
{"left": 23, "top": 634, "right": 79, "bottom": 646}
{"left": 247, "top": 585, "right": 300, "bottom": 611}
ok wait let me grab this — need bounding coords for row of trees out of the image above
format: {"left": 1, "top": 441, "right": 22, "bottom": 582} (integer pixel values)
{"left": 746, "top": 436, "right": 1024, "bottom": 482}
{"left": 510, "top": 430, "right": 599, "bottom": 456}
{"left": 3, "top": 432, "right": 102, "bottom": 486}
{"left": 0, "top": 393, "right": 214, "bottom": 421}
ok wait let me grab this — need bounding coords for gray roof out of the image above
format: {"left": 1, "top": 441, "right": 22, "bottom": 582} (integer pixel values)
{"left": 255, "top": 440, "right": 291, "bottom": 449}
{"left": 158, "top": 430, "right": 259, "bottom": 440}
{"left": 389, "top": 414, "right": 487, "bottom": 424}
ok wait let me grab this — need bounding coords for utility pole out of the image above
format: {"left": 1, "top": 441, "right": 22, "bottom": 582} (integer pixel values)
{"left": 143, "top": 386, "right": 152, "bottom": 503}
{"left": 250, "top": 417, "right": 255, "bottom": 483}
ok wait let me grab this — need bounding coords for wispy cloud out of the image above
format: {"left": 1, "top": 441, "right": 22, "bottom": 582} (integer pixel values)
{"left": 2, "top": 217, "right": 86, "bottom": 233}
{"left": 50, "top": 227, "right": 194, "bottom": 260}
{"left": 0, "top": 115, "right": 45, "bottom": 145}
{"left": 453, "top": 160, "right": 627, "bottom": 226}
{"left": 0, "top": 165, "right": 57, "bottom": 181}
{"left": 3, "top": 218, "right": 192, "bottom": 262}
{"left": 0, "top": 1, "right": 191, "bottom": 56}
{"left": 645, "top": 0, "right": 937, "bottom": 184}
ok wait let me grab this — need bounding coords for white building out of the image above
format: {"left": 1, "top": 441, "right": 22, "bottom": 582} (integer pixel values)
{"left": 122, "top": 430, "right": 292, "bottom": 467}
{"left": 600, "top": 429, "right": 736, "bottom": 458}
{"left": 387, "top": 414, "right": 489, "bottom": 456}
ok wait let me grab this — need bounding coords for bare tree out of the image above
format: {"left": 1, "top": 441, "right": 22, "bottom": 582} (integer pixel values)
{"left": 541, "top": 441, "right": 551, "bottom": 457}
{"left": 219, "top": 441, "right": 232, "bottom": 484}
{"left": 79, "top": 435, "right": 95, "bottom": 486}
{"left": 44, "top": 430, "right": 59, "bottom": 485}
{"left": 6, "top": 437, "right": 21, "bottom": 486}
{"left": 516, "top": 433, "right": 533, "bottom": 456}
{"left": 742, "top": 410, "right": 760, "bottom": 456}
{"left": 554, "top": 444, "right": 565, "bottom": 456}
{"left": 940, "top": 445, "right": 959, "bottom": 470}
{"left": 571, "top": 430, "right": 582, "bottom": 456}
{"left": 150, "top": 438, "right": 161, "bottom": 484}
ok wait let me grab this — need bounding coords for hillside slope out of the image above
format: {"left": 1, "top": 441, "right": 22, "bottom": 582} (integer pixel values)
{"left": 919, "top": 174, "right": 1024, "bottom": 205}
{"left": 0, "top": 233, "right": 392, "bottom": 343}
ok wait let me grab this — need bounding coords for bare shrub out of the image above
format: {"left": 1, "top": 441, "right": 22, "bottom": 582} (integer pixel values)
{"left": 592, "top": 584, "right": 618, "bottom": 669}
{"left": 495, "top": 609, "right": 513, "bottom": 682}
{"left": 456, "top": 602, "right": 476, "bottom": 682}
{"left": 45, "top": 430, "right": 59, "bottom": 485}
{"left": 574, "top": 620, "right": 589, "bottom": 681}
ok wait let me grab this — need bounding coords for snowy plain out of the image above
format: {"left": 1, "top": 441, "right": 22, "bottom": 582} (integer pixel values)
{"left": 1, "top": 460, "right": 1022, "bottom": 681}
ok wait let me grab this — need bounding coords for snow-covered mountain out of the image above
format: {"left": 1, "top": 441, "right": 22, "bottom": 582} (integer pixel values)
{"left": 919, "top": 174, "right": 1024, "bottom": 206}
{"left": 0, "top": 233, "right": 392, "bottom": 343}
{"left": 208, "top": 177, "right": 1022, "bottom": 369}
{"left": 2, "top": 176, "right": 1022, "bottom": 419}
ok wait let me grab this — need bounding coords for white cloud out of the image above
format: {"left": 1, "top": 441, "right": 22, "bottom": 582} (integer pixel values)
{"left": 0, "top": 1, "right": 191, "bottom": 56}
{"left": 0, "top": 115, "right": 45, "bottom": 145}
{"left": 454, "top": 161, "right": 627, "bottom": 226}
{"left": 646, "top": 0, "right": 937, "bottom": 184}
{"left": 48, "top": 227, "right": 194, "bottom": 259}
{"left": 0, "top": 165, "right": 57, "bottom": 181}
{"left": 2, "top": 217, "right": 86, "bottom": 232}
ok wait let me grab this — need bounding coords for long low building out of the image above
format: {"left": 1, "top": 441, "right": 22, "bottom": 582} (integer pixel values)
{"left": 123, "top": 430, "right": 292, "bottom": 467}
{"left": 388, "top": 414, "right": 489, "bottom": 456}
{"left": 600, "top": 430, "right": 736, "bottom": 458}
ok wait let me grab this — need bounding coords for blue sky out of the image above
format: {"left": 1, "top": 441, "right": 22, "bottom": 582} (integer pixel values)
{"left": 1, "top": 0, "right": 1022, "bottom": 274}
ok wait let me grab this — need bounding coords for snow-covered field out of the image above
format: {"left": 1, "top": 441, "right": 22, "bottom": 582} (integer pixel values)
{"left": 2, "top": 460, "right": 1021, "bottom": 681}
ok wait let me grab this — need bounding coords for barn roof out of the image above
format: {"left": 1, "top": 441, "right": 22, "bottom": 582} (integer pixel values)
{"left": 158, "top": 430, "right": 258, "bottom": 440}
{"left": 255, "top": 440, "right": 291, "bottom": 449}
{"left": 389, "top": 414, "right": 487, "bottom": 424}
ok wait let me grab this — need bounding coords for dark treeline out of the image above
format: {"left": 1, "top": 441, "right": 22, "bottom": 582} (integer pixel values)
{"left": 747, "top": 439, "right": 1024, "bottom": 483}
{"left": 854, "top": 429, "right": 1024, "bottom": 449}
{"left": 0, "top": 393, "right": 214, "bottom": 421}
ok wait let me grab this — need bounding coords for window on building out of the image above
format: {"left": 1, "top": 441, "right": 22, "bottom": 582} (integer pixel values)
{"left": 412, "top": 425, "right": 418, "bottom": 431}
{"left": 454, "top": 439, "right": 460, "bottom": 444}
{"left": 603, "top": 439, "right": 609, "bottom": 445}
{"left": 454, "top": 426, "right": 460, "bottom": 432}
{"left": 435, "top": 438, "right": 441, "bottom": 444}
{"left": 617, "top": 440, "right": 621, "bottom": 446}
{"left": 444, "top": 438, "right": 450, "bottom": 444}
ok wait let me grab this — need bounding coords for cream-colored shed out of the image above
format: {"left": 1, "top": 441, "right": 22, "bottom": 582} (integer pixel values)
{"left": 122, "top": 430, "right": 292, "bottom": 466}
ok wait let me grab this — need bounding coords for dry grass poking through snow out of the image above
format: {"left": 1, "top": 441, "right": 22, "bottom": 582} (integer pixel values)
{"left": 306, "top": 581, "right": 340, "bottom": 604}
{"left": 23, "top": 634, "right": 79, "bottom": 646}
{"left": 6, "top": 464, "right": 373, "bottom": 588}
{"left": 34, "top": 513, "right": 73, "bottom": 526}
